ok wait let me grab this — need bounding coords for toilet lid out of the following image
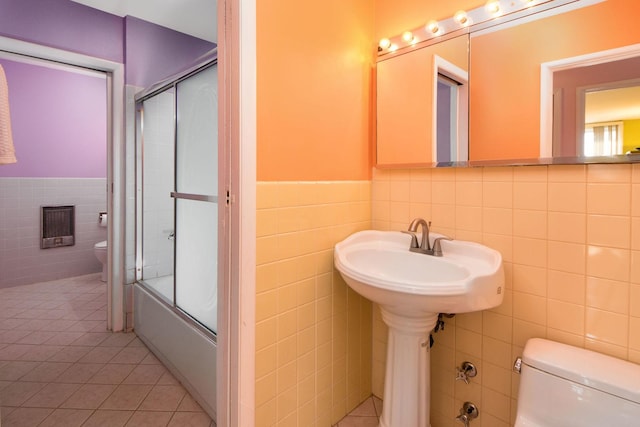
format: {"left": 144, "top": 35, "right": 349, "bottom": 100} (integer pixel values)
{"left": 95, "top": 240, "right": 107, "bottom": 249}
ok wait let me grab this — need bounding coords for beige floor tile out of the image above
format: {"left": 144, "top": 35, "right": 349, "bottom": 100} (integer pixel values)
{"left": 43, "top": 331, "right": 85, "bottom": 346}
{"left": 167, "top": 411, "right": 212, "bottom": 427}
{"left": 89, "top": 364, "right": 136, "bottom": 384}
{"left": 99, "top": 333, "right": 137, "bottom": 348}
{"left": 47, "top": 346, "right": 92, "bottom": 363}
{"left": 177, "top": 394, "right": 204, "bottom": 412}
{"left": 82, "top": 409, "right": 133, "bottom": 427}
{"left": 1, "top": 407, "right": 52, "bottom": 427}
{"left": 78, "top": 346, "right": 121, "bottom": 364}
{"left": 122, "top": 364, "right": 167, "bottom": 385}
{"left": 16, "top": 331, "right": 58, "bottom": 345}
{"left": 22, "top": 382, "right": 80, "bottom": 408}
{"left": 20, "top": 362, "right": 72, "bottom": 382}
{"left": 38, "top": 408, "right": 93, "bottom": 427}
{"left": 17, "top": 345, "right": 63, "bottom": 362}
{"left": 14, "top": 319, "right": 50, "bottom": 332}
{"left": 139, "top": 385, "right": 187, "bottom": 412}
{"left": 349, "top": 398, "right": 376, "bottom": 416}
{"left": 71, "top": 332, "right": 110, "bottom": 347}
{"left": 0, "top": 361, "right": 40, "bottom": 381}
{"left": 0, "top": 276, "right": 220, "bottom": 427}
{"left": 125, "top": 410, "right": 173, "bottom": 426}
{"left": 0, "top": 344, "right": 31, "bottom": 360}
{"left": 100, "top": 384, "right": 152, "bottom": 410}
{"left": 336, "top": 415, "right": 379, "bottom": 427}
{"left": 0, "top": 381, "right": 47, "bottom": 406}
{"left": 372, "top": 396, "right": 382, "bottom": 416}
{"left": 40, "top": 320, "right": 78, "bottom": 332}
{"left": 156, "top": 371, "right": 179, "bottom": 385}
{"left": 61, "top": 383, "right": 117, "bottom": 409}
{"left": 54, "top": 362, "right": 105, "bottom": 383}
{"left": 110, "top": 347, "right": 150, "bottom": 364}
{"left": 140, "top": 353, "right": 162, "bottom": 365}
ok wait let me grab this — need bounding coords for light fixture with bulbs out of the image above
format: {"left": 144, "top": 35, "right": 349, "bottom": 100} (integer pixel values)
{"left": 376, "top": 0, "right": 583, "bottom": 56}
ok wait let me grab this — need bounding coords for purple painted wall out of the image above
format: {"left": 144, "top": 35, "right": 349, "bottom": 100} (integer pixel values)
{"left": 0, "top": 58, "right": 107, "bottom": 178}
{"left": 124, "top": 16, "right": 215, "bottom": 88}
{"left": 0, "top": 0, "right": 123, "bottom": 63}
{"left": 0, "top": 1, "right": 215, "bottom": 178}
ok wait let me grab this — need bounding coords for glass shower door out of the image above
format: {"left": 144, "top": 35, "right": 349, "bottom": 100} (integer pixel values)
{"left": 141, "top": 88, "right": 176, "bottom": 303}
{"left": 173, "top": 65, "right": 218, "bottom": 333}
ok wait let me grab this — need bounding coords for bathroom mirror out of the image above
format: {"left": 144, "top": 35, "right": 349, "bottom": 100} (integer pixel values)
{"left": 468, "top": 0, "right": 640, "bottom": 164}
{"left": 376, "top": 34, "right": 469, "bottom": 167}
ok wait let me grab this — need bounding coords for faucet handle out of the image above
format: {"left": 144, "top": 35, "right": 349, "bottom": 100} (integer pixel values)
{"left": 432, "top": 236, "right": 453, "bottom": 257}
{"left": 401, "top": 230, "right": 419, "bottom": 248}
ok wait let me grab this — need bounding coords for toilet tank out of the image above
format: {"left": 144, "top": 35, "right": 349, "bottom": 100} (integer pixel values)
{"left": 515, "top": 338, "right": 640, "bottom": 427}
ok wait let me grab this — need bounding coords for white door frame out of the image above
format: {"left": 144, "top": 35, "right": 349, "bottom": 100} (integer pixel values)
{"left": 217, "top": 0, "right": 256, "bottom": 425}
{"left": 0, "top": 36, "right": 126, "bottom": 332}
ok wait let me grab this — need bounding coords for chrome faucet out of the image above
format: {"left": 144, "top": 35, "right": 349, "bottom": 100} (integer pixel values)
{"left": 409, "top": 218, "right": 431, "bottom": 252}
{"left": 402, "top": 218, "right": 452, "bottom": 256}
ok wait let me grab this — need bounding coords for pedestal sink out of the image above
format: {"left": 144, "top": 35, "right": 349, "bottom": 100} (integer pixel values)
{"left": 334, "top": 230, "right": 504, "bottom": 427}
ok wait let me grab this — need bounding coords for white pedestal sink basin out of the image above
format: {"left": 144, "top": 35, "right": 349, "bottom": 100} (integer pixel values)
{"left": 334, "top": 230, "right": 504, "bottom": 427}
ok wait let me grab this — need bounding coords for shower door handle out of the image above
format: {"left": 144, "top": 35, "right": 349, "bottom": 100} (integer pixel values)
{"left": 170, "top": 192, "right": 217, "bottom": 203}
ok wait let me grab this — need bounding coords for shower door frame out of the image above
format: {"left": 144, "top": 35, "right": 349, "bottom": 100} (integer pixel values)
{"left": 134, "top": 53, "right": 219, "bottom": 338}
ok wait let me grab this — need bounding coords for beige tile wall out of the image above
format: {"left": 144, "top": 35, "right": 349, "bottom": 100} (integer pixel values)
{"left": 255, "top": 181, "right": 373, "bottom": 427}
{"left": 371, "top": 164, "right": 640, "bottom": 427}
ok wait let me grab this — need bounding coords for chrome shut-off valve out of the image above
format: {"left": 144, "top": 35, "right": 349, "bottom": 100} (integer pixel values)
{"left": 456, "top": 401, "right": 479, "bottom": 426}
{"left": 455, "top": 361, "right": 477, "bottom": 384}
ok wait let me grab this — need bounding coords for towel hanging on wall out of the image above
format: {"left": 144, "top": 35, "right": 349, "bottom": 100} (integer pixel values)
{"left": 0, "top": 64, "right": 16, "bottom": 165}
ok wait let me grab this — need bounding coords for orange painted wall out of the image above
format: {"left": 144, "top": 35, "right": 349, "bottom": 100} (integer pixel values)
{"left": 470, "top": 0, "right": 640, "bottom": 160}
{"left": 257, "top": 0, "right": 375, "bottom": 181}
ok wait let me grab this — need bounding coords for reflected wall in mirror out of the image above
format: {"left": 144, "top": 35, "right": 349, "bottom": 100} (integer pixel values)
{"left": 543, "top": 49, "right": 640, "bottom": 157}
{"left": 469, "top": 0, "right": 640, "bottom": 162}
{"left": 376, "top": 35, "right": 468, "bottom": 166}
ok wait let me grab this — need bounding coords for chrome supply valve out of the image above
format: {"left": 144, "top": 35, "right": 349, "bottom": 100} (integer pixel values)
{"left": 456, "top": 401, "right": 479, "bottom": 426}
{"left": 455, "top": 361, "right": 477, "bottom": 384}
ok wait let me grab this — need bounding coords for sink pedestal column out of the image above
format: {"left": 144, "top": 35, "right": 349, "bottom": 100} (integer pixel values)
{"left": 379, "top": 308, "right": 439, "bottom": 427}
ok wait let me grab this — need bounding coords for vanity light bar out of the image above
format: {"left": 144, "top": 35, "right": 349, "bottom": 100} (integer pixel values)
{"left": 377, "top": 0, "right": 572, "bottom": 56}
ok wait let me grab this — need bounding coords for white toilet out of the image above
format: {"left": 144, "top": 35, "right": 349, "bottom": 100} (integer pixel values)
{"left": 94, "top": 212, "right": 108, "bottom": 282}
{"left": 514, "top": 338, "right": 640, "bottom": 426}
{"left": 94, "top": 240, "right": 107, "bottom": 282}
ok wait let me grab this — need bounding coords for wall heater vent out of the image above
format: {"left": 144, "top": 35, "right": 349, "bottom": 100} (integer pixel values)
{"left": 41, "top": 205, "right": 75, "bottom": 249}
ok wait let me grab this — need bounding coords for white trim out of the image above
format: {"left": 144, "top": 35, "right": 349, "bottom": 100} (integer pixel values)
{"left": 238, "top": 0, "right": 256, "bottom": 424}
{"left": 432, "top": 55, "right": 469, "bottom": 162}
{"left": 217, "top": 0, "right": 256, "bottom": 424}
{"left": 0, "top": 36, "right": 126, "bottom": 332}
{"left": 540, "top": 42, "right": 640, "bottom": 158}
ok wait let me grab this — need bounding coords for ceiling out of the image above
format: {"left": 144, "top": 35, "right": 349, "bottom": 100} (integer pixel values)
{"left": 71, "top": 0, "right": 217, "bottom": 43}
{"left": 585, "top": 85, "right": 640, "bottom": 124}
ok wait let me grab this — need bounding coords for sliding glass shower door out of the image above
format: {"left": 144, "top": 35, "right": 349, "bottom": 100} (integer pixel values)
{"left": 137, "top": 62, "right": 218, "bottom": 335}
{"left": 174, "top": 65, "right": 218, "bottom": 333}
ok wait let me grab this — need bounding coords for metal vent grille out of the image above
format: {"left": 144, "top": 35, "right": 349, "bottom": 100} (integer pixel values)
{"left": 41, "top": 205, "right": 75, "bottom": 249}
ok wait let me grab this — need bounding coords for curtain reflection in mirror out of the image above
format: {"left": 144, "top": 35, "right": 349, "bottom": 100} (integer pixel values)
{"left": 584, "top": 123, "right": 622, "bottom": 156}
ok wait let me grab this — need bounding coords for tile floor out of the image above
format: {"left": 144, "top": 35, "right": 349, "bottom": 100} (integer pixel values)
{"left": 333, "top": 396, "right": 382, "bottom": 427}
{"left": 0, "top": 273, "right": 215, "bottom": 427}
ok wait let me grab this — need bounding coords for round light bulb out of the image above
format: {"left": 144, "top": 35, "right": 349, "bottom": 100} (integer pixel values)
{"left": 486, "top": 0, "right": 501, "bottom": 15}
{"left": 426, "top": 20, "right": 439, "bottom": 35}
{"left": 378, "top": 38, "right": 391, "bottom": 50}
{"left": 402, "top": 31, "right": 414, "bottom": 43}
{"left": 454, "top": 10, "right": 469, "bottom": 26}
{"left": 389, "top": 44, "right": 399, "bottom": 52}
